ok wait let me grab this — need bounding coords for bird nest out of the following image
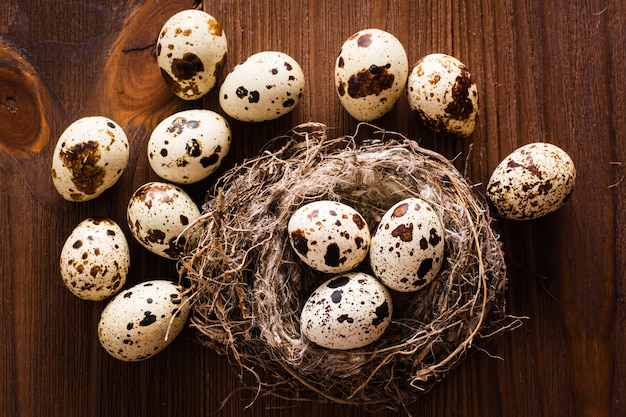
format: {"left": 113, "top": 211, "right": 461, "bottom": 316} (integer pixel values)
{"left": 180, "top": 122, "right": 514, "bottom": 409}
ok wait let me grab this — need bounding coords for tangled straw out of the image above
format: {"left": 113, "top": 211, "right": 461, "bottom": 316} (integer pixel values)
{"left": 179, "top": 122, "right": 515, "bottom": 409}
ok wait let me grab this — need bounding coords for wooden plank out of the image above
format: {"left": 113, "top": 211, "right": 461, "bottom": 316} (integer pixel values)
{"left": 0, "top": 0, "right": 624, "bottom": 416}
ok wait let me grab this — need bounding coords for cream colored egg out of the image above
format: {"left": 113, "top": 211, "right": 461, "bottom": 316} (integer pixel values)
{"left": 219, "top": 51, "right": 305, "bottom": 122}
{"left": 97, "top": 280, "right": 190, "bottom": 361}
{"left": 369, "top": 198, "right": 445, "bottom": 292}
{"left": 127, "top": 182, "right": 201, "bottom": 259}
{"left": 288, "top": 200, "right": 370, "bottom": 274}
{"left": 334, "top": 28, "right": 408, "bottom": 121}
{"left": 59, "top": 217, "right": 129, "bottom": 301}
{"left": 407, "top": 53, "right": 479, "bottom": 137}
{"left": 157, "top": 9, "right": 227, "bottom": 100}
{"left": 486, "top": 142, "right": 576, "bottom": 220}
{"left": 51, "top": 116, "right": 129, "bottom": 202}
{"left": 300, "top": 272, "right": 393, "bottom": 350}
{"left": 147, "top": 109, "right": 231, "bottom": 184}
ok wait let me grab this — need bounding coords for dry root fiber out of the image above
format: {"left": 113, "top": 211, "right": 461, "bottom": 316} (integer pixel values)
{"left": 180, "top": 122, "right": 514, "bottom": 408}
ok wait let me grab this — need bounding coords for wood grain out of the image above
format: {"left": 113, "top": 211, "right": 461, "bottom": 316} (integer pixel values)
{"left": 1, "top": 0, "right": 625, "bottom": 416}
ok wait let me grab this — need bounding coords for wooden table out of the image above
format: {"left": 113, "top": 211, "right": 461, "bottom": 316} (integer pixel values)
{"left": 1, "top": 1, "right": 624, "bottom": 416}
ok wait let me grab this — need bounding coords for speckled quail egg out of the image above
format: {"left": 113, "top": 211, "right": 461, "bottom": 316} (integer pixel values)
{"left": 288, "top": 200, "right": 370, "bottom": 274}
{"left": 51, "top": 116, "right": 129, "bottom": 202}
{"left": 59, "top": 217, "right": 129, "bottom": 301}
{"left": 369, "top": 197, "right": 445, "bottom": 292}
{"left": 334, "top": 28, "right": 408, "bottom": 121}
{"left": 407, "top": 53, "right": 479, "bottom": 137}
{"left": 147, "top": 109, "right": 231, "bottom": 184}
{"left": 486, "top": 142, "right": 576, "bottom": 220}
{"left": 219, "top": 51, "right": 305, "bottom": 122}
{"left": 97, "top": 280, "right": 190, "bottom": 361}
{"left": 157, "top": 9, "right": 227, "bottom": 100}
{"left": 127, "top": 182, "right": 201, "bottom": 259}
{"left": 300, "top": 272, "right": 393, "bottom": 350}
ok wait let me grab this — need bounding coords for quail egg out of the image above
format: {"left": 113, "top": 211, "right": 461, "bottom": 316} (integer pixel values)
{"left": 288, "top": 200, "right": 370, "bottom": 274}
{"left": 59, "top": 217, "right": 129, "bottom": 301}
{"left": 407, "top": 53, "right": 479, "bottom": 137}
{"left": 486, "top": 142, "right": 576, "bottom": 220}
{"left": 147, "top": 109, "right": 231, "bottom": 184}
{"left": 51, "top": 116, "right": 129, "bottom": 202}
{"left": 157, "top": 9, "right": 227, "bottom": 100}
{"left": 300, "top": 272, "right": 393, "bottom": 350}
{"left": 369, "top": 198, "right": 445, "bottom": 292}
{"left": 219, "top": 51, "right": 305, "bottom": 122}
{"left": 127, "top": 182, "right": 201, "bottom": 259}
{"left": 97, "top": 280, "right": 190, "bottom": 361}
{"left": 334, "top": 28, "right": 408, "bottom": 121}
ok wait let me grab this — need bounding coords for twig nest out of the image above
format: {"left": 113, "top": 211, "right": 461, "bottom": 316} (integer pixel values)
{"left": 181, "top": 122, "right": 514, "bottom": 409}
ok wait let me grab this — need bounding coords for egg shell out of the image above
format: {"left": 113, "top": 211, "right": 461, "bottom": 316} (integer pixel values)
{"left": 51, "top": 116, "right": 129, "bottom": 202}
{"left": 288, "top": 200, "right": 370, "bottom": 274}
{"left": 59, "top": 217, "right": 129, "bottom": 301}
{"left": 147, "top": 109, "right": 231, "bottom": 184}
{"left": 486, "top": 142, "right": 576, "bottom": 220}
{"left": 300, "top": 272, "right": 392, "bottom": 350}
{"left": 97, "top": 280, "right": 190, "bottom": 361}
{"left": 334, "top": 28, "right": 408, "bottom": 121}
{"left": 219, "top": 51, "right": 305, "bottom": 122}
{"left": 407, "top": 53, "right": 479, "bottom": 137}
{"left": 369, "top": 198, "right": 445, "bottom": 292}
{"left": 157, "top": 9, "right": 227, "bottom": 100}
{"left": 127, "top": 182, "right": 201, "bottom": 259}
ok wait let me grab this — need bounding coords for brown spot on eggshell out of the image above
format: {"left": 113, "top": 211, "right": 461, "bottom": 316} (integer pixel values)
{"left": 290, "top": 229, "right": 309, "bottom": 255}
{"left": 391, "top": 223, "right": 413, "bottom": 242}
{"left": 357, "top": 33, "right": 373, "bottom": 47}
{"left": 171, "top": 52, "right": 204, "bottom": 80}
{"left": 347, "top": 64, "right": 395, "bottom": 98}
{"left": 207, "top": 18, "right": 222, "bottom": 36}
{"left": 392, "top": 202, "right": 409, "bottom": 218}
{"left": 444, "top": 67, "right": 475, "bottom": 120}
{"left": 200, "top": 153, "right": 219, "bottom": 168}
{"left": 59, "top": 140, "right": 106, "bottom": 195}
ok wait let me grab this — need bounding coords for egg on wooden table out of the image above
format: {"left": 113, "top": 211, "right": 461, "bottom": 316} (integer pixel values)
{"left": 157, "top": 9, "right": 227, "bottom": 100}
{"left": 369, "top": 197, "right": 445, "bottom": 292}
{"left": 300, "top": 272, "right": 393, "bottom": 350}
{"left": 59, "top": 217, "right": 129, "bottom": 301}
{"left": 334, "top": 28, "right": 408, "bottom": 121}
{"left": 97, "top": 280, "right": 190, "bottom": 361}
{"left": 288, "top": 200, "right": 370, "bottom": 274}
{"left": 147, "top": 109, "right": 231, "bottom": 184}
{"left": 219, "top": 51, "right": 305, "bottom": 122}
{"left": 407, "top": 53, "right": 479, "bottom": 137}
{"left": 486, "top": 142, "right": 576, "bottom": 220}
{"left": 127, "top": 182, "right": 201, "bottom": 259}
{"left": 51, "top": 116, "right": 129, "bottom": 202}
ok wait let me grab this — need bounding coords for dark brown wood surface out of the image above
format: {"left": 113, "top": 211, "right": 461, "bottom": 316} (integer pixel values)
{"left": 1, "top": 0, "right": 624, "bottom": 416}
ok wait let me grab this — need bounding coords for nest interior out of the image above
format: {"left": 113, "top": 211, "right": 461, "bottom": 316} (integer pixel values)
{"left": 180, "top": 122, "right": 514, "bottom": 408}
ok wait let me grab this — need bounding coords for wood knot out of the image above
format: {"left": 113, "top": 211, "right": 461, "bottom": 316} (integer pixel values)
{"left": 0, "top": 43, "right": 57, "bottom": 156}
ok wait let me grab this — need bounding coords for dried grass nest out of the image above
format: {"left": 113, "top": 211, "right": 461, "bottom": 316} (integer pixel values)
{"left": 180, "top": 122, "right": 516, "bottom": 408}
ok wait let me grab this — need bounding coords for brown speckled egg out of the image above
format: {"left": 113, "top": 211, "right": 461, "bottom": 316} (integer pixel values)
{"left": 157, "top": 9, "right": 227, "bottom": 100}
{"left": 59, "top": 217, "right": 129, "bottom": 301}
{"left": 300, "top": 272, "right": 392, "bottom": 350}
{"left": 369, "top": 198, "right": 445, "bottom": 292}
{"left": 219, "top": 51, "right": 305, "bottom": 122}
{"left": 288, "top": 200, "right": 370, "bottom": 274}
{"left": 51, "top": 116, "right": 129, "bottom": 202}
{"left": 335, "top": 28, "right": 408, "bottom": 121}
{"left": 127, "top": 182, "right": 201, "bottom": 259}
{"left": 486, "top": 142, "right": 576, "bottom": 220}
{"left": 407, "top": 53, "right": 479, "bottom": 137}
{"left": 147, "top": 109, "right": 231, "bottom": 184}
{"left": 97, "top": 280, "right": 190, "bottom": 361}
